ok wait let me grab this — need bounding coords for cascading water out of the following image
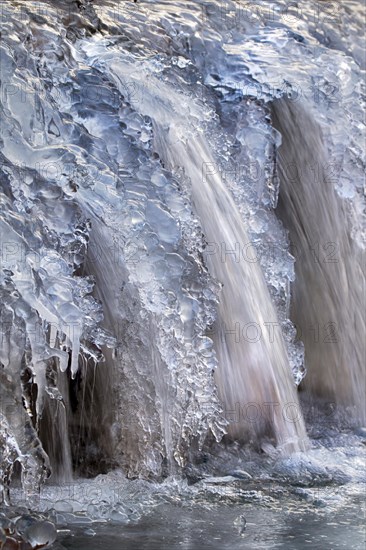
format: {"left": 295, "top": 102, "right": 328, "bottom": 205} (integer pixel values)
{"left": 0, "top": 1, "right": 365, "bottom": 548}
{"left": 272, "top": 99, "right": 366, "bottom": 424}
{"left": 152, "top": 121, "right": 307, "bottom": 450}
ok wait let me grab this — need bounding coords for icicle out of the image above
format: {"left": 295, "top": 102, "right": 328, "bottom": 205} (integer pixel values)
{"left": 70, "top": 323, "right": 82, "bottom": 379}
{"left": 49, "top": 324, "right": 58, "bottom": 348}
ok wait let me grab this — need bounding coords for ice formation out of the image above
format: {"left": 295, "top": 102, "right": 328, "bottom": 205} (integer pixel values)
{"left": 0, "top": 0, "right": 364, "bottom": 506}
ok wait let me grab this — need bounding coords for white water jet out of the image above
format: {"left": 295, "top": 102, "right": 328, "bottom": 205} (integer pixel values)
{"left": 272, "top": 99, "right": 366, "bottom": 424}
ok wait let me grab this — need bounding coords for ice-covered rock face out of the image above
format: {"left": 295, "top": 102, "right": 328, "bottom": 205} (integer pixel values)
{"left": 0, "top": 0, "right": 364, "bottom": 498}
{"left": 0, "top": 0, "right": 227, "bottom": 489}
